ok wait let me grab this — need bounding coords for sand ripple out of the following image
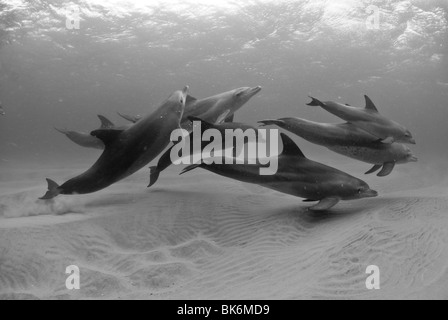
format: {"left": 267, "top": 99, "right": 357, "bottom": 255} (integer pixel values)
{"left": 1, "top": 169, "right": 447, "bottom": 299}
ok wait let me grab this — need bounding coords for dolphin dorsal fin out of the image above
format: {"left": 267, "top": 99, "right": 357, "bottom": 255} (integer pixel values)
{"left": 280, "top": 133, "right": 306, "bottom": 158}
{"left": 186, "top": 95, "right": 197, "bottom": 106}
{"left": 364, "top": 95, "right": 379, "bottom": 113}
{"left": 91, "top": 129, "right": 123, "bottom": 146}
{"left": 98, "top": 115, "right": 115, "bottom": 129}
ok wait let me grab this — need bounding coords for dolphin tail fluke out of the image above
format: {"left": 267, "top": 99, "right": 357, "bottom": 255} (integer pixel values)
{"left": 148, "top": 167, "right": 160, "bottom": 188}
{"left": 306, "top": 96, "right": 324, "bottom": 107}
{"left": 258, "top": 119, "right": 285, "bottom": 127}
{"left": 39, "top": 179, "right": 61, "bottom": 200}
{"left": 180, "top": 164, "right": 202, "bottom": 175}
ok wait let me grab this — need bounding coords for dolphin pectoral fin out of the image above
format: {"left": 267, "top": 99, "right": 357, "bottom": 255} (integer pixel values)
{"left": 148, "top": 144, "right": 177, "bottom": 188}
{"left": 364, "top": 95, "right": 379, "bottom": 113}
{"left": 117, "top": 112, "right": 141, "bottom": 124}
{"left": 148, "top": 166, "right": 160, "bottom": 188}
{"left": 377, "top": 162, "right": 395, "bottom": 177}
{"left": 365, "top": 164, "right": 382, "bottom": 175}
{"left": 258, "top": 119, "right": 285, "bottom": 127}
{"left": 308, "top": 198, "right": 340, "bottom": 211}
{"left": 97, "top": 115, "right": 115, "bottom": 129}
{"left": 91, "top": 129, "right": 124, "bottom": 146}
{"left": 39, "top": 178, "right": 61, "bottom": 200}
{"left": 380, "top": 137, "right": 394, "bottom": 144}
{"left": 225, "top": 114, "right": 234, "bottom": 123}
{"left": 216, "top": 110, "right": 232, "bottom": 124}
{"left": 180, "top": 164, "right": 202, "bottom": 175}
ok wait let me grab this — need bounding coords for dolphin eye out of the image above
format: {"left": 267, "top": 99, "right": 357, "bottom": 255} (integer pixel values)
{"left": 358, "top": 188, "right": 363, "bottom": 194}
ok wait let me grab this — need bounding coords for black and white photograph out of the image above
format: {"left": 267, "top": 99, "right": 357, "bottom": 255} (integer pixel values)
{"left": 0, "top": 0, "right": 447, "bottom": 302}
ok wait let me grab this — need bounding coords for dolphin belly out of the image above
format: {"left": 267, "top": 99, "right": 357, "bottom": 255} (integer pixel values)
{"left": 328, "top": 145, "right": 387, "bottom": 164}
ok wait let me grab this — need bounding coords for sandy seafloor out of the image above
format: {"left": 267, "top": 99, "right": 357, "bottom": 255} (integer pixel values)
{"left": 0, "top": 156, "right": 447, "bottom": 300}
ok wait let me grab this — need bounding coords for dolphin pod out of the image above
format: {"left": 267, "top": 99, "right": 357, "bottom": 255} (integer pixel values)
{"left": 56, "top": 87, "right": 261, "bottom": 152}
{"left": 307, "top": 96, "right": 416, "bottom": 145}
{"left": 259, "top": 118, "right": 418, "bottom": 177}
{"left": 180, "top": 133, "right": 378, "bottom": 211}
{"left": 148, "top": 86, "right": 262, "bottom": 187}
{"left": 41, "top": 88, "right": 417, "bottom": 211}
{"left": 40, "top": 86, "right": 189, "bottom": 199}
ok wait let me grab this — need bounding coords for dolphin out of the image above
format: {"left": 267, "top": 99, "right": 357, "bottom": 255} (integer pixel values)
{"left": 180, "top": 86, "right": 262, "bottom": 130}
{"left": 148, "top": 116, "right": 261, "bottom": 187}
{"left": 0, "top": 103, "right": 5, "bottom": 116}
{"left": 147, "top": 86, "right": 262, "bottom": 187}
{"left": 40, "top": 87, "right": 189, "bottom": 199}
{"left": 180, "top": 133, "right": 378, "bottom": 211}
{"left": 55, "top": 128, "right": 104, "bottom": 150}
{"left": 259, "top": 118, "right": 418, "bottom": 177}
{"left": 307, "top": 96, "right": 416, "bottom": 145}
{"left": 55, "top": 115, "right": 116, "bottom": 150}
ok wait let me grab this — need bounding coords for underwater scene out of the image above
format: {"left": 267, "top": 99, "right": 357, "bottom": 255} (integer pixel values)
{"left": 0, "top": 0, "right": 447, "bottom": 300}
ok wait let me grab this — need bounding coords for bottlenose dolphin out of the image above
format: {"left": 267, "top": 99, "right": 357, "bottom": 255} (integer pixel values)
{"left": 0, "top": 103, "right": 5, "bottom": 116}
{"left": 40, "top": 87, "right": 189, "bottom": 199}
{"left": 55, "top": 115, "right": 116, "bottom": 150}
{"left": 148, "top": 116, "right": 261, "bottom": 187}
{"left": 147, "top": 87, "right": 262, "bottom": 187}
{"left": 307, "top": 96, "right": 416, "bottom": 145}
{"left": 180, "top": 133, "right": 378, "bottom": 211}
{"left": 259, "top": 118, "right": 418, "bottom": 177}
{"left": 181, "top": 86, "right": 262, "bottom": 130}
{"left": 55, "top": 128, "right": 104, "bottom": 150}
